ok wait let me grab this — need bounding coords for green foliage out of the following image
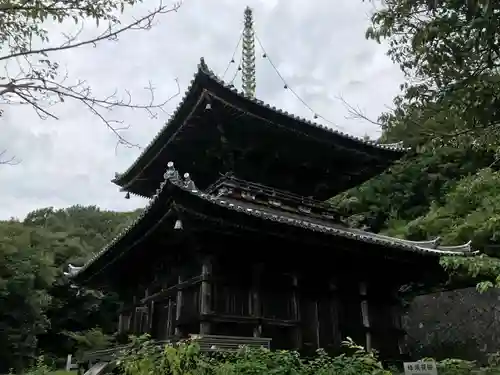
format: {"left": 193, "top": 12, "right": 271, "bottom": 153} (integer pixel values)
{"left": 22, "top": 355, "right": 77, "bottom": 375}
{"left": 385, "top": 168, "right": 500, "bottom": 247}
{"left": 117, "top": 336, "right": 391, "bottom": 375}
{"left": 436, "top": 353, "right": 500, "bottom": 375}
{"left": 0, "top": 221, "right": 56, "bottom": 373}
{"left": 0, "top": 205, "right": 139, "bottom": 373}
{"left": 365, "top": 0, "right": 500, "bottom": 150}
{"left": 331, "top": 147, "right": 493, "bottom": 234}
{"left": 63, "top": 328, "right": 114, "bottom": 360}
{"left": 23, "top": 356, "right": 53, "bottom": 375}
{"left": 352, "top": 0, "right": 500, "bottom": 290}
{"left": 113, "top": 336, "right": 500, "bottom": 374}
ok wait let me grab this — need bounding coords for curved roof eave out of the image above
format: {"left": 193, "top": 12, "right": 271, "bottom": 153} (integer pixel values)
{"left": 112, "top": 57, "right": 410, "bottom": 188}
{"left": 72, "top": 161, "right": 477, "bottom": 283}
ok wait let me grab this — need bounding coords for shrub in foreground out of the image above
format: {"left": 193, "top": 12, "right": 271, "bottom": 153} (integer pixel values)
{"left": 21, "top": 336, "right": 500, "bottom": 375}
{"left": 117, "top": 336, "right": 391, "bottom": 375}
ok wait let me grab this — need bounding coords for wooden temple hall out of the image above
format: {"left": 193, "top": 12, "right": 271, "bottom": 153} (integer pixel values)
{"left": 69, "top": 56, "right": 476, "bottom": 357}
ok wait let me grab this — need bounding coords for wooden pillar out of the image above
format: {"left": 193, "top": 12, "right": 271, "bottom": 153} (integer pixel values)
{"left": 130, "top": 296, "right": 138, "bottom": 334}
{"left": 121, "top": 313, "right": 131, "bottom": 333}
{"left": 291, "top": 274, "right": 301, "bottom": 349}
{"left": 392, "top": 299, "right": 405, "bottom": 355}
{"left": 143, "top": 289, "right": 150, "bottom": 334}
{"left": 252, "top": 264, "right": 263, "bottom": 337}
{"left": 329, "top": 281, "right": 341, "bottom": 348}
{"left": 166, "top": 300, "right": 174, "bottom": 338}
{"left": 148, "top": 301, "right": 155, "bottom": 333}
{"left": 117, "top": 312, "right": 123, "bottom": 333}
{"left": 314, "top": 300, "right": 320, "bottom": 348}
{"left": 359, "top": 282, "right": 372, "bottom": 352}
{"left": 175, "top": 275, "right": 183, "bottom": 336}
{"left": 199, "top": 257, "right": 212, "bottom": 334}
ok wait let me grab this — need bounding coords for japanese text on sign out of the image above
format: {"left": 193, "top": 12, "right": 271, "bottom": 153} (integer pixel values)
{"left": 403, "top": 361, "right": 437, "bottom": 375}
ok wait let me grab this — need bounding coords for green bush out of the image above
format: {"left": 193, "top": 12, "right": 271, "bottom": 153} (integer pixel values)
{"left": 117, "top": 336, "right": 391, "bottom": 375}
{"left": 21, "top": 337, "right": 500, "bottom": 375}
{"left": 436, "top": 354, "right": 500, "bottom": 375}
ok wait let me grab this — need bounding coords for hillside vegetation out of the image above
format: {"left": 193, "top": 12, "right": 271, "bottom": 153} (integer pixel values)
{"left": 0, "top": 206, "right": 141, "bottom": 373}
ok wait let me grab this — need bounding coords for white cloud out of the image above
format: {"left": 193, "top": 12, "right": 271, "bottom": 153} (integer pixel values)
{"left": 0, "top": 0, "right": 404, "bottom": 219}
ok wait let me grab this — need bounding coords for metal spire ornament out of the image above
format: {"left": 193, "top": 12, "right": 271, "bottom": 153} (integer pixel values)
{"left": 241, "top": 6, "right": 256, "bottom": 98}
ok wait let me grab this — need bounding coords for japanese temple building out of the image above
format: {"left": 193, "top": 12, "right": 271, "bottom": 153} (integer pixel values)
{"left": 69, "top": 58, "right": 476, "bottom": 359}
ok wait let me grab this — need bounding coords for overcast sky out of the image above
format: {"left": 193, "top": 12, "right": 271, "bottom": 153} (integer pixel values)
{"left": 0, "top": 0, "right": 404, "bottom": 220}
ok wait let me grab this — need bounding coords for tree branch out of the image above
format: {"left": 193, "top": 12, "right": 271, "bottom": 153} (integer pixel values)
{"left": 0, "top": 150, "right": 20, "bottom": 165}
{"left": 0, "top": 0, "right": 184, "bottom": 154}
{"left": 0, "top": 0, "right": 183, "bottom": 63}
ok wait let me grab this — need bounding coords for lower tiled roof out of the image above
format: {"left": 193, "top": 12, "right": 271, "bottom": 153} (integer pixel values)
{"left": 70, "top": 162, "right": 478, "bottom": 279}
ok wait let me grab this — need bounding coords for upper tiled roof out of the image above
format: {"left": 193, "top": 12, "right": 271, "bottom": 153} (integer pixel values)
{"left": 113, "top": 58, "right": 410, "bottom": 196}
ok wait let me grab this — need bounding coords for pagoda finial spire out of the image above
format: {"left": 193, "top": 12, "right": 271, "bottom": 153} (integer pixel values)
{"left": 242, "top": 6, "right": 256, "bottom": 98}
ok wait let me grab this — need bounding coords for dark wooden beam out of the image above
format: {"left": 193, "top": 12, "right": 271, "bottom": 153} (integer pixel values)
{"left": 141, "top": 275, "right": 205, "bottom": 304}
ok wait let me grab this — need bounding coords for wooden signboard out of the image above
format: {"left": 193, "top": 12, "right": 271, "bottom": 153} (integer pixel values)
{"left": 403, "top": 361, "right": 438, "bottom": 375}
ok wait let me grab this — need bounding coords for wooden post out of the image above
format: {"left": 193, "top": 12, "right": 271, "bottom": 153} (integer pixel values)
{"left": 166, "top": 300, "right": 174, "bottom": 338}
{"left": 175, "top": 275, "right": 183, "bottom": 336}
{"left": 143, "top": 289, "right": 150, "bottom": 334}
{"left": 252, "top": 264, "right": 263, "bottom": 337}
{"left": 121, "top": 313, "right": 131, "bottom": 333}
{"left": 314, "top": 300, "right": 320, "bottom": 348}
{"left": 148, "top": 301, "right": 155, "bottom": 333}
{"left": 118, "top": 313, "right": 123, "bottom": 333}
{"left": 392, "top": 299, "right": 405, "bottom": 355}
{"left": 291, "top": 274, "right": 301, "bottom": 349}
{"left": 329, "top": 281, "right": 341, "bottom": 348}
{"left": 200, "top": 257, "right": 212, "bottom": 334}
{"left": 359, "top": 282, "right": 372, "bottom": 352}
{"left": 130, "top": 296, "right": 137, "bottom": 334}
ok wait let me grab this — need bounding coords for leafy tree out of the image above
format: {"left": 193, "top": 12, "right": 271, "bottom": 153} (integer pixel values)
{"left": 333, "top": 0, "right": 500, "bottom": 360}
{"left": 0, "top": 0, "right": 182, "bottom": 163}
{"left": 345, "top": 0, "right": 500, "bottom": 286}
{"left": 0, "top": 205, "right": 139, "bottom": 371}
{"left": 28, "top": 206, "right": 140, "bottom": 363}
{"left": 364, "top": 0, "right": 500, "bottom": 151}
{"left": 0, "top": 221, "right": 56, "bottom": 373}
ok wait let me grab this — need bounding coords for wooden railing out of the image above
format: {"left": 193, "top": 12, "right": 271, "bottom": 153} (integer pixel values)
{"left": 191, "top": 334, "right": 271, "bottom": 351}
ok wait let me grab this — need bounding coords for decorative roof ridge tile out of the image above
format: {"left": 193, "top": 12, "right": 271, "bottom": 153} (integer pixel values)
{"left": 63, "top": 264, "right": 82, "bottom": 277}
{"left": 436, "top": 240, "right": 473, "bottom": 252}
{"left": 113, "top": 57, "right": 409, "bottom": 184}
